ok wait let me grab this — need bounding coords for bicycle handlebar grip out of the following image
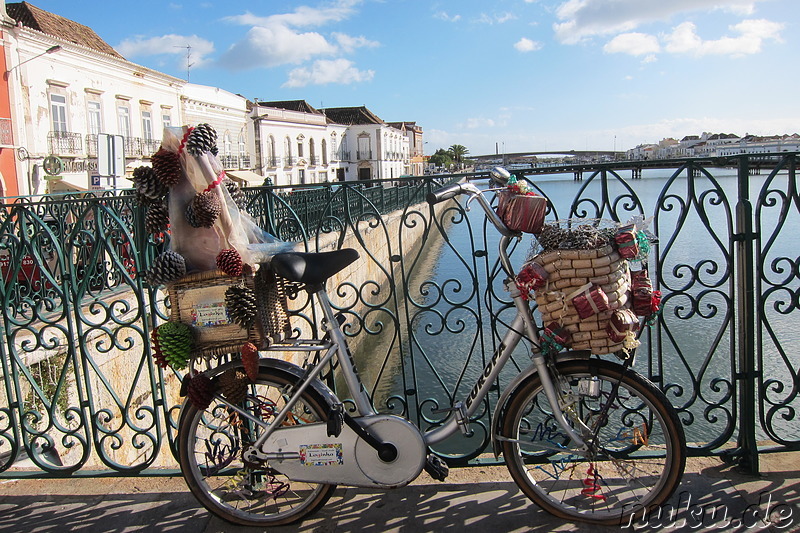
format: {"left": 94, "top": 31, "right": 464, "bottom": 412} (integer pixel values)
{"left": 427, "top": 183, "right": 464, "bottom": 205}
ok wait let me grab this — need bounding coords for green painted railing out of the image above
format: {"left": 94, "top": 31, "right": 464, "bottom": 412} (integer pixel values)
{"left": 0, "top": 156, "right": 797, "bottom": 477}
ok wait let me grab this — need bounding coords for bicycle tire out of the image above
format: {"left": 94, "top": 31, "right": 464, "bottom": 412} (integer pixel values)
{"left": 178, "top": 367, "right": 336, "bottom": 527}
{"left": 500, "top": 358, "right": 686, "bottom": 526}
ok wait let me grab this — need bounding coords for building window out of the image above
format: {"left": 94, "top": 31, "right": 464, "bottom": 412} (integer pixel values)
{"left": 238, "top": 134, "right": 247, "bottom": 165}
{"left": 309, "top": 139, "right": 316, "bottom": 164}
{"left": 117, "top": 104, "right": 131, "bottom": 137}
{"left": 322, "top": 139, "right": 328, "bottom": 165}
{"left": 162, "top": 112, "right": 171, "bottom": 128}
{"left": 297, "top": 138, "right": 304, "bottom": 158}
{"left": 142, "top": 110, "right": 153, "bottom": 141}
{"left": 298, "top": 169, "right": 306, "bottom": 184}
{"left": 268, "top": 135, "right": 277, "bottom": 166}
{"left": 50, "top": 94, "right": 68, "bottom": 133}
{"left": 224, "top": 132, "right": 232, "bottom": 157}
{"left": 88, "top": 101, "right": 102, "bottom": 135}
{"left": 284, "top": 136, "right": 292, "bottom": 164}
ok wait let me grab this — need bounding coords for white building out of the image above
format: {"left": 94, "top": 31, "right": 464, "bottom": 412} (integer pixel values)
{"left": 250, "top": 100, "right": 346, "bottom": 187}
{"left": 0, "top": 3, "right": 423, "bottom": 196}
{"left": 180, "top": 84, "right": 253, "bottom": 182}
{"left": 321, "top": 106, "right": 410, "bottom": 181}
{"left": 2, "top": 1, "right": 184, "bottom": 195}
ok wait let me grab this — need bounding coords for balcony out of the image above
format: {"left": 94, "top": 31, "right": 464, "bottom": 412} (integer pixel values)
{"left": 266, "top": 156, "right": 282, "bottom": 168}
{"left": 357, "top": 150, "right": 372, "bottom": 160}
{"left": 284, "top": 156, "right": 297, "bottom": 168}
{"left": 48, "top": 131, "right": 83, "bottom": 156}
{"left": 125, "top": 137, "right": 161, "bottom": 158}
{"left": 86, "top": 135, "right": 161, "bottom": 159}
{"left": 218, "top": 154, "right": 253, "bottom": 170}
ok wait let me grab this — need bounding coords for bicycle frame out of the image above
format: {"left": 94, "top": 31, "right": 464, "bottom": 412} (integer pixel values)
{"left": 241, "top": 181, "right": 587, "bottom": 457}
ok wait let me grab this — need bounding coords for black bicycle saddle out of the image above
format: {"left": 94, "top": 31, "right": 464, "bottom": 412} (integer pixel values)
{"left": 269, "top": 248, "right": 360, "bottom": 285}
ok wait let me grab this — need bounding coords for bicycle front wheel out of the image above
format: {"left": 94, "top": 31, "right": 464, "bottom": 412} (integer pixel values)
{"left": 500, "top": 358, "right": 685, "bottom": 526}
{"left": 178, "top": 367, "right": 336, "bottom": 527}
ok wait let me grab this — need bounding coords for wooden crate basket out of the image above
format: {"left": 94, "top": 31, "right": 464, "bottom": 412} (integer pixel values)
{"left": 167, "top": 265, "right": 291, "bottom": 358}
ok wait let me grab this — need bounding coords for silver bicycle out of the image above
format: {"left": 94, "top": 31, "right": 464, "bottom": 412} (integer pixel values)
{"left": 177, "top": 175, "right": 686, "bottom": 527}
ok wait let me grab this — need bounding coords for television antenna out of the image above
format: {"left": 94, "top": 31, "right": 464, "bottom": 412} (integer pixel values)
{"left": 175, "top": 44, "right": 195, "bottom": 81}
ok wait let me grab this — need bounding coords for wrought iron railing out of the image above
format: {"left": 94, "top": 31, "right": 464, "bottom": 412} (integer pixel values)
{"left": 0, "top": 155, "right": 797, "bottom": 477}
{"left": 47, "top": 131, "right": 83, "bottom": 155}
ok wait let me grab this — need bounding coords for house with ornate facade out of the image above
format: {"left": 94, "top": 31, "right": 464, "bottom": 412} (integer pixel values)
{"left": 321, "top": 106, "right": 410, "bottom": 181}
{"left": 0, "top": 2, "right": 423, "bottom": 196}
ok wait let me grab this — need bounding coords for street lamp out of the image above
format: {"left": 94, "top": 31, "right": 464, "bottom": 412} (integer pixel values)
{"left": 5, "top": 45, "right": 62, "bottom": 74}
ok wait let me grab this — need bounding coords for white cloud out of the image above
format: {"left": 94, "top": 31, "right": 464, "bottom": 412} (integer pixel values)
{"left": 434, "top": 11, "right": 461, "bottom": 22}
{"left": 116, "top": 34, "right": 215, "bottom": 68}
{"left": 333, "top": 33, "right": 380, "bottom": 53}
{"left": 282, "top": 58, "right": 374, "bottom": 87}
{"left": 515, "top": 37, "right": 543, "bottom": 52}
{"left": 603, "top": 32, "right": 660, "bottom": 56}
{"left": 221, "top": 25, "right": 336, "bottom": 69}
{"left": 553, "top": 0, "right": 765, "bottom": 44}
{"left": 476, "top": 12, "right": 517, "bottom": 24}
{"left": 664, "top": 19, "right": 783, "bottom": 57}
{"left": 218, "top": 0, "right": 374, "bottom": 70}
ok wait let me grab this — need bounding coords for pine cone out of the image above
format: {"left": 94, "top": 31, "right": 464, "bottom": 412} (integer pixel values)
{"left": 133, "top": 166, "right": 166, "bottom": 204}
{"left": 223, "top": 178, "right": 247, "bottom": 211}
{"left": 156, "top": 321, "right": 193, "bottom": 370}
{"left": 151, "top": 328, "right": 168, "bottom": 369}
{"left": 187, "top": 191, "right": 221, "bottom": 228}
{"left": 241, "top": 342, "right": 259, "bottom": 381}
{"left": 225, "top": 284, "right": 257, "bottom": 329}
{"left": 216, "top": 248, "right": 243, "bottom": 276}
{"left": 187, "top": 373, "right": 215, "bottom": 410}
{"left": 219, "top": 368, "right": 248, "bottom": 405}
{"left": 145, "top": 201, "right": 170, "bottom": 235}
{"left": 151, "top": 148, "right": 182, "bottom": 187}
{"left": 147, "top": 251, "right": 186, "bottom": 286}
{"left": 186, "top": 123, "right": 218, "bottom": 156}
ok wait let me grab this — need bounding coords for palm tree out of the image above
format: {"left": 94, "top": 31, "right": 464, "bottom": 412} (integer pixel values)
{"left": 448, "top": 144, "right": 469, "bottom": 170}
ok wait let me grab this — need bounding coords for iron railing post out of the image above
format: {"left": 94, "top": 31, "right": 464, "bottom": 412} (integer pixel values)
{"left": 732, "top": 155, "right": 759, "bottom": 474}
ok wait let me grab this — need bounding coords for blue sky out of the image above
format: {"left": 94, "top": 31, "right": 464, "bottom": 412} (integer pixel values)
{"left": 27, "top": 0, "right": 799, "bottom": 156}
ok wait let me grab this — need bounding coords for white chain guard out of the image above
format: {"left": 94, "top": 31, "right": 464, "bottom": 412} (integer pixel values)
{"left": 262, "top": 414, "right": 426, "bottom": 488}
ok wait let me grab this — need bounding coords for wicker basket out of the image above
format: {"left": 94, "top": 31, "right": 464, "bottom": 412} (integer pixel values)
{"left": 167, "top": 265, "right": 291, "bottom": 358}
{"left": 496, "top": 191, "right": 547, "bottom": 234}
{"left": 531, "top": 245, "right": 631, "bottom": 354}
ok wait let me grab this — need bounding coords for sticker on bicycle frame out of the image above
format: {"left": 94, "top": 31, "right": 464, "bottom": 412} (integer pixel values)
{"left": 190, "top": 302, "right": 230, "bottom": 327}
{"left": 300, "top": 444, "right": 343, "bottom": 466}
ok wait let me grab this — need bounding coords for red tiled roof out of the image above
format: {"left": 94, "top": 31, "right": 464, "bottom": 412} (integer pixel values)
{"left": 256, "top": 100, "right": 322, "bottom": 114}
{"left": 7, "top": 2, "right": 124, "bottom": 59}
{"left": 322, "top": 106, "right": 384, "bottom": 125}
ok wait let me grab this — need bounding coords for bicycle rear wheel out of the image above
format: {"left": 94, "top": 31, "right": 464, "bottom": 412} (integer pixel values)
{"left": 178, "top": 368, "right": 336, "bottom": 527}
{"left": 500, "top": 358, "right": 685, "bottom": 526}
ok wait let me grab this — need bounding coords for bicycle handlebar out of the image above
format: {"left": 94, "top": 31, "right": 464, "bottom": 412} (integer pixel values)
{"left": 427, "top": 176, "right": 516, "bottom": 238}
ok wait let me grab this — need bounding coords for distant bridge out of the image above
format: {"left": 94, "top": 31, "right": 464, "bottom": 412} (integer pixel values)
{"left": 473, "top": 154, "right": 783, "bottom": 180}
{"left": 471, "top": 150, "right": 625, "bottom": 162}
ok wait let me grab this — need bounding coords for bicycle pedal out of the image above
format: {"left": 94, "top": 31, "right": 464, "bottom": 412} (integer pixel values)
{"left": 424, "top": 454, "right": 449, "bottom": 482}
{"left": 327, "top": 404, "right": 344, "bottom": 437}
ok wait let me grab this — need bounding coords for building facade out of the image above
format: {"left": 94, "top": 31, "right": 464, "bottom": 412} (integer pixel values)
{"left": 0, "top": 3, "right": 423, "bottom": 197}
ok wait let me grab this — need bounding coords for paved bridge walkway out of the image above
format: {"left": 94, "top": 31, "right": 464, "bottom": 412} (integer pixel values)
{"left": 1, "top": 450, "right": 797, "bottom": 532}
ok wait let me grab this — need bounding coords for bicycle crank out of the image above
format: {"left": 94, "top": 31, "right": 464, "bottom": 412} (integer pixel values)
{"left": 246, "top": 414, "right": 427, "bottom": 488}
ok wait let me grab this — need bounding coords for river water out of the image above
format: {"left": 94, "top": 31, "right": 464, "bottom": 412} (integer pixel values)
{"left": 349, "top": 166, "right": 800, "bottom": 455}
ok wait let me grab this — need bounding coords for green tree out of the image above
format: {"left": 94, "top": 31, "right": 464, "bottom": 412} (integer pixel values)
{"left": 428, "top": 148, "right": 453, "bottom": 169}
{"left": 448, "top": 144, "right": 469, "bottom": 169}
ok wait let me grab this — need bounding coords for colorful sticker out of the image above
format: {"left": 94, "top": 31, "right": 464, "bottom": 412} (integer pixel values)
{"left": 299, "top": 444, "right": 343, "bottom": 466}
{"left": 191, "top": 301, "right": 230, "bottom": 327}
